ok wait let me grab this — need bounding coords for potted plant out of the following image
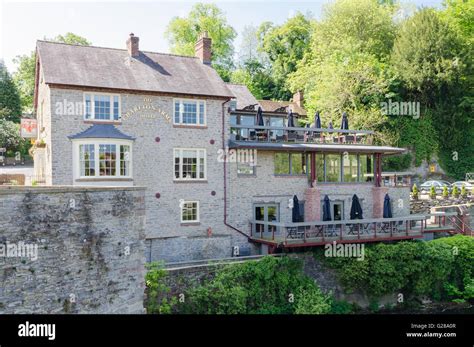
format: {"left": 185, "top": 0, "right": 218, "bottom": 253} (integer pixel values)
{"left": 461, "top": 185, "right": 467, "bottom": 198}
{"left": 452, "top": 185, "right": 460, "bottom": 198}
{"left": 35, "top": 139, "right": 46, "bottom": 148}
{"left": 442, "top": 186, "right": 449, "bottom": 199}
{"left": 429, "top": 186, "right": 437, "bottom": 199}
{"left": 412, "top": 184, "right": 419, "bottom": 200}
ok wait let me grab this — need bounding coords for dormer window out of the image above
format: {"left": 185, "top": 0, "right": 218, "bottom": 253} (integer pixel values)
{"left": 84, "top": 93, "right": 121, "bottom": 121}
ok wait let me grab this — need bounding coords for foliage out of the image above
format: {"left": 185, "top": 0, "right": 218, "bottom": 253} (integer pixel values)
{"left": 382, "top": 153, "right": 412, "bottom": 171}
{"left": 429, "top": 186, "right": 437, "bottom": 199}
{"left": 461, "top": 185, "right": 467, "bottom": 198}
{"left": 318, "top": 236, "right": 474, "bottom": 302}
{"left": 13, "top": 32, "right": 91, "bottom": 111}
{"left": 451, "top": 185, "right": 459, "bottom": 197}
{"left": 175, "top": 256, "right": 332, "bottom": 314}
{"left": 0, "top": 62, "right": 22, "bottom": 122}
{"left": 165, "top": 3, "right": 236, "bottom": 81}
{"left": 145, "top": 262, "right": 177, "bottom": 314}
{"left": 260, "top": 13, "right": 313, "bottom": 100}
{"left": 0, "top": 119, "right": 28, "bottom": 153}
{"left": 412, "top": 184, "right": 419, "bottom": 199}
{"left": 443, "top": 186, "right": 449, "bottom": 199}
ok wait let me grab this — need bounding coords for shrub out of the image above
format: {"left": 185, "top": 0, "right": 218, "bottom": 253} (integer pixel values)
{"left": 145, "top": 262, "right": 177, "bottom": 314}
{"left": 460, "top": 185, "right": 467, "bottom": 198}
{"left": 452, "top": 185, "right": 460, "bottom": 198}
{"left": 442, "top": 186, "right": 449, "bottom": 199}
{"left": 177, "top": 256, "right": 332, "bottom": 314}
{"left": 412, "top": 184, "right": 419, "bottom": 199}
{"left": 319, "top": 236, "right": 474, "bottom": 302}
{"left": 429, "top": 186, "right": 437, "bottom": 199}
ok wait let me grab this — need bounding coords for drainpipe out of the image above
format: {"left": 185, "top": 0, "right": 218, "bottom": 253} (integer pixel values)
{"left": 221, "top": 98, "right": 250, "bottom": 239}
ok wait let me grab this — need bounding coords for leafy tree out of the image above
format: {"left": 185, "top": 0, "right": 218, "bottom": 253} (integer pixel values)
{"left": 165, "top": 3, "right": 236, "bottom": 81}
{"left": 0, "top": 62, "right": 22, "bottom": 122}
{"left": 13, "top": 33, "right": 91, "bottom": 112}
{"left": 261, "top": 12, "right": 313, "bottom": 100}
{"left": 0, "top": 119, "right": 27, "bottom": 153}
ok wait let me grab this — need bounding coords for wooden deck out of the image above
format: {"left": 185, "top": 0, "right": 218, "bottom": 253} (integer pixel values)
{"left": 249, "top": 212, "right": 467, "bottom": 248}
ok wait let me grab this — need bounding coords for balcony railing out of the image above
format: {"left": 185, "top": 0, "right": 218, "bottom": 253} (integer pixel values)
{"left": 230, "top": 125, "right": 375, "bottom": 145}
{"left": 249, "top": 212, "right": 461, "bottom": 247}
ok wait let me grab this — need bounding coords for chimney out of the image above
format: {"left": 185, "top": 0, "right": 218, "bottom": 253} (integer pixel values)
{"left": 126, "top": 33, "right": 140, "bottom": 57}
{"left": 293, "top": 91, "right": 304, "bottom": 108}
{"left": 195, "top": 31, "right": 212, "bottom": 65}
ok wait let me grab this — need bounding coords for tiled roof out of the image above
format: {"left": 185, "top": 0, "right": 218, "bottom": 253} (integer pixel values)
{"left": 225, "top": 83, "right": 260, "bottom": 110}
{"left": 258, "top": 100, "right": 307, "bottom": 116}
{"left": 36, "top": 41, "right": 234, "bottom": 98}
{"left": 68, "top": 124, "right": 135, "bottom": 140}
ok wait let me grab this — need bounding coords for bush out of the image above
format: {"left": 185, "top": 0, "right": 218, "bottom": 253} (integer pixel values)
{"left": 176, "top": 256, "right": 332, "bottom": 314}
{"left": 145, "top": 262, "right": 177, "bottom": 314}
{"left": 319, "top": 236, "right": 474, "bottom": 302}
{"left": 460, "top": 185, "right": 467, "bottom": 198}
{"left": 452, "top": 185, "right": 459, "bottom": 198}
{"left": 442, "top": 186, "right": 449, "bottom": 199}
{"left": 429, "top": 186, "right": 437, "bottom": 199}
{"left": 412, "top": 184, "right": 419, "bottom": 200}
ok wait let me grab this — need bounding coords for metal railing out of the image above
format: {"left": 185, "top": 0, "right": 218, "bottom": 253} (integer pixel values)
{"left": 230, "top": 125, "right": 375, "bottom": 145}
{"left": 249, "top": 212, "right": 461, "bottom": 247}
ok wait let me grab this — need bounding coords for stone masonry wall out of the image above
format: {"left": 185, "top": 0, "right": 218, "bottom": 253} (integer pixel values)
{"left": 0, "top": 186, "right": 146, "bottom": 313}
{"left": 45, "top": 87, "right": 248, "bottom": 263}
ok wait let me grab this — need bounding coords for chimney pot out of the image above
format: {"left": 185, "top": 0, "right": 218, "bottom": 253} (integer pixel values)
{"left": 127, "top": 33, "right": 140, "bottom": 58}
{"left": 195, "top": 32, "right": 212, "bottom": 65}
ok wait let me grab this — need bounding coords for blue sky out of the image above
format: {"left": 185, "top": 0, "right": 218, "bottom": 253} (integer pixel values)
{"left": 0, "top": 0, "right": 443, "bottom": 73}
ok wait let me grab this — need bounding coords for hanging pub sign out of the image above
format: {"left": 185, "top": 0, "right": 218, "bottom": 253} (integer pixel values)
{"left": 20, "top": 119, "right": 38, "bottom": 138}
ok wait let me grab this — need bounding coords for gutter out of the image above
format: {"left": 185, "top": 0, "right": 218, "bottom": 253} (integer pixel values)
{"left": 221, "top": 98, "right": 251, "bottom": 239}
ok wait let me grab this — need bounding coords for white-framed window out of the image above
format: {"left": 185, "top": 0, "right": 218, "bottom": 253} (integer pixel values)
{"left": 173, "top": 99, "right": 206, "bottom": 126}
{"left": 181, "top": 201, "right": 199, "bottom": 223}
{"left": 84, "top": 93, "right": 121, "bottom": 121}
{"left": 75, "top": 140, "right": 132, "bottom": 178}
{"left": 174, "top": 148, "right": 206, "bottom": 180}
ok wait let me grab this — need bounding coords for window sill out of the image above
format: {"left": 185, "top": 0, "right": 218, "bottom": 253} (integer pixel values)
{"left": 76, "top": 177, "right": 133, "bottom": 182}
{"left": 173, "top": 124, "right": 207, "bottom": 129}
{"left": 84, "top": 120, "right": 122, "bottom": 125}
{"left": 173, "top": 179, "right": 208, "bottom": 183}
{"left": 180, "top": 222, "right": 200, "bottom": 226}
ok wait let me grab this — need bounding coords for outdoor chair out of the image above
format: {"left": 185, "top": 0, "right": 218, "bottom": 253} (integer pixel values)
{"left": 287, "top": 132, "right": 297, "bottom": 142}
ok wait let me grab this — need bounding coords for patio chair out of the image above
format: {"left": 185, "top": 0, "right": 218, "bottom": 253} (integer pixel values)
{"left": 287, "top": 132, "right": 297, "bottom": 142}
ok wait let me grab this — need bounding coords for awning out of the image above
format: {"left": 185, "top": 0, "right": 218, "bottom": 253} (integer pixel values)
{"left": 228, "top": 140, "right": 406, "bottom": 155}
{"left": 68, "top": 124, "right": 135, "bottom": 140}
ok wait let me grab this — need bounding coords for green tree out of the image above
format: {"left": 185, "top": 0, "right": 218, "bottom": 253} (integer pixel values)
{"left": 13, "top": 33, "right": 91, "bottom": 112}
{"left": 165, "top": 3, "right": 236, "bottom": 81}
{"left": 0, "top": 119, "right": 27, "bottom": 152}
{"left": 0, "top": 62, "right": 22, "bottom": 122}
{"left": 261, "top": 13, "right": 313, "bottom": 100}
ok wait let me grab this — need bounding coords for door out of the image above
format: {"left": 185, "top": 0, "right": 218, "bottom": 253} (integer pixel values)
{"left": 254, "top": 204, "right": 279, "bottom": 234}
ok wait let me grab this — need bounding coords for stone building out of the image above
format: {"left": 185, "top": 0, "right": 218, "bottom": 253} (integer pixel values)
{"left": 33, "top": 33, "right": 411, "bottom": 262}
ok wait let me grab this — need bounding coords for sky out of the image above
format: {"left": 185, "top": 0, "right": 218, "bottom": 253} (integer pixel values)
{"left": 0, "top": 0, "right": 444, "bottom": 73}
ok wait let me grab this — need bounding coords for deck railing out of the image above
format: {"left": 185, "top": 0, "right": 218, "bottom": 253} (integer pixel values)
{"left": 230, "top": 125, "right": 375, "bottom": 145}
{"left": 249, "top": 212, "right": 461, "bottom": 247}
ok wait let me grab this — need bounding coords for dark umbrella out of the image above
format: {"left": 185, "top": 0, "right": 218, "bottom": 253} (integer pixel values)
{"left": 341, "top": 112, "right": 349, "bottom": 130}
{"left": 328, "top": 120, "right": 334, "bottom": 130}
{"left": 322, "top": 195, "right": 332, "bottom": 221}
{"left": 315, "top": 111, "right": 321, "bottom": 128}
{"left": 383, "top": 194, "right": 392, "bottom": 218}
{"left": 256, "top": 106, "right": 264, "bottom": 126}
{"left": 350, "top": 194, "right": 363, "bottom": 220}
{"left": 292, "top": 195, "right": 301, "bottom": 222}
{"left": 287, "top": 110, "right": 295, "bottom": 128}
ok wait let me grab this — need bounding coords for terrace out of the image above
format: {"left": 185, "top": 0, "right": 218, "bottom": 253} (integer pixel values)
{"left": 249, "top": 211, "right": 470, "bottom": 248}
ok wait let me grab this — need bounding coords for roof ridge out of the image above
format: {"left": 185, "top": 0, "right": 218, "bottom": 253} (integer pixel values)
{"left": 36, "top": 40, "right": 199, "bottom": 60}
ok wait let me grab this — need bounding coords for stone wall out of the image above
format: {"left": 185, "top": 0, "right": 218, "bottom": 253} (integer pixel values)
{"left": 410, "top": 196, "right": 474, "bottom": 215}
{"left": 0, "top": 186, "right": 146, "bottom": 314}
